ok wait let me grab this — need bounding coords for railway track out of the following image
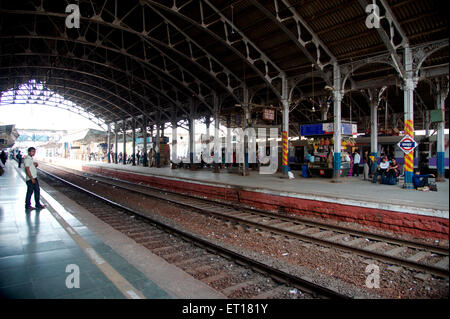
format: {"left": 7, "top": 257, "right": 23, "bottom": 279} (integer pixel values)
{"left": 39, "top": 163, "right": 449, "bottom": 279}
{"left": 36, "top": 165, "right": 349, "bottom": 299}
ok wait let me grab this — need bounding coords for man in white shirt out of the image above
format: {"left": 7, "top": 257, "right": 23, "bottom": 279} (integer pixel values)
{"left": 24, "top": 147, "right": 46, "bottom": 211}
{"left": 352, "top": 150, "right": 361, "bottom": 177}
{"left": 372, "top": 156, "right": 390, "bottom": 183}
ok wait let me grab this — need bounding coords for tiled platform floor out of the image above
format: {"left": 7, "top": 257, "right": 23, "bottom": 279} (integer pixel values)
{"left": 0, "top": 162, "right": 171, "bottom": 299}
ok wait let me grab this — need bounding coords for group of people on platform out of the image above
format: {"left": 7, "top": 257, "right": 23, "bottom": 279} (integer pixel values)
{"left": 0, "top": 149, "right": 23, "bottom": 170}
{"left": 109, "top": 149, "right": 159, "bottom": 167}
{"left": 361, "top": 150, "right": 435, "bottom": 189}
{"left": 330, "top": 149, "right": 435, "bottom": 189}
{"left": 370, "top": 154, "right": 400, "bottom": 185}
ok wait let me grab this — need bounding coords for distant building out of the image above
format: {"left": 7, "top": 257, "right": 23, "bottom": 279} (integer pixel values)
{"left": 41, "top": 128, "right": 108, "bottom": 161}
{"left": 0, "top": 124, "right": 20, "bottom": 149}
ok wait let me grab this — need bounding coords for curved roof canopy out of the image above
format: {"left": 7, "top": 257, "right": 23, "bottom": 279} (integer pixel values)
{"left": 0, "top": 0, "right": 448, "bottom": 132}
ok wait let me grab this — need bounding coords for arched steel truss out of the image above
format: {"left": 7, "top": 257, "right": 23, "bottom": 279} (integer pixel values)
{"left": 0, "top": 0, "right": 448, "bottom": 132}
{"left": 0, "top": 80, "right": 107, "bottom": 128}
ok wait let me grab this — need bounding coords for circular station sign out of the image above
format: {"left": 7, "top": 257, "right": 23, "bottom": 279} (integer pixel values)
{"left": 397, "top": 135, "right": 417, "bottom": 154}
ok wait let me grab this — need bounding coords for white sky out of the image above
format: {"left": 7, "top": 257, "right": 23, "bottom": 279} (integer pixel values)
{"left": 0, "top": 103, "right": 103, "bottom": 131}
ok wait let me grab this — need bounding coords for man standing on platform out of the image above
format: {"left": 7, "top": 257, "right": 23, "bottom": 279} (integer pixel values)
{"left": 0, "top": 150, "right": 7, "bottom": 166}
{"left": 136, "top": 150, "right": 141, "bottom": 166}
{"left": 24, "top": 147, "right": 46, "bottom": 211}
{"left": 352, "top": 150, "right": 360, "bottom": 177}
{"left": 0, "top": 157, "right": 5, "bottom": 176}
{"left": 16, "top": 150, "right": 22, "bottom": 168}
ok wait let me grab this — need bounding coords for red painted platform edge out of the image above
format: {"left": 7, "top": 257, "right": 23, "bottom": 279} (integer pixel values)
{"left": 82, "top": 165, "right": 449, "bottom": 240}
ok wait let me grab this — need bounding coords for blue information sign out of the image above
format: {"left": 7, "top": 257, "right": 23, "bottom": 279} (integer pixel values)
{"left": 300, "top": 123, "right": 357, "bottom": 136}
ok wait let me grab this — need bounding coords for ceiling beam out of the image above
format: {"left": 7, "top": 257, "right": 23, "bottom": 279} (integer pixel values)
{"left": 357, "top": 0, "right": 409, "bottom": 78}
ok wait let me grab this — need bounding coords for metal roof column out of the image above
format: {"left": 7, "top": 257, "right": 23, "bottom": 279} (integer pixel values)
{"left": 171, "top": 110, "right": 180, "bottom": 167}
{"left": 435, "top": 78, "right": 448, "bottom": 181}
{"left": 332, "top": 63, "right": 343, "bottom": 182}
{"left": 188, "top": 118, "right": 195, "bottom": 166}
{"left": 202, "top": 111, "right": 215, "bottom": 167}
{"left": 142, "top": 118, "right": 148, "bottom": 167}
{"left": 188, "top": 101, "right": 194, "bottom": 168}
{"left": 243, "top": 86, "right": 250, "bottom": 175}
{"left": 204, "top": 114, "right": 212, "bottom": 165}
{"left": 114, "top": 122, "right": 118, "bottom": 164}
{"left": 320, "top": 98, "right": 328, "bottom": 121}
{"left": 281, "top": 76, "right": 290, "bottom": 175}
{"left": 122, "top": 121, "right": 126, "bottom": 165}
{"left": 156, "top": 113, "right": 161, "bottom": 168}
{"left": 107, "top": 123, "right": 111, "bottom": 164}
{"left": 368, "top": 89, "right": 379, "bottom": 160}
{"left": 149, "top": 125, "right": 154, "bottom": 167}
{"left": 225, "top": 115, "right": 232, "bottom": 166}
{"left": 213, "top": 95, "right": 221, "bottom": 173}
{"left": 403, "top": 46, "right": 417, "bottom": 189}
{"left": 132, "top": 119, "right": 136, "bottom": 166}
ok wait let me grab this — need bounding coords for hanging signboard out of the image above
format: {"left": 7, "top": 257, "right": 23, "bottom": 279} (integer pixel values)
{"left": 262, "top": 108, "right": 275, "bottom": 121}
{"left": 135, "top": 137, "right": 169, "bottom": 144}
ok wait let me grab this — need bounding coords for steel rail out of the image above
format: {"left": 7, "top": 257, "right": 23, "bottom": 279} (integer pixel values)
{"left": 46, "top": 163, "right": 448, "bottom": 254}
{"left": 38, "top": 164, "right": 449, "bottom": 278}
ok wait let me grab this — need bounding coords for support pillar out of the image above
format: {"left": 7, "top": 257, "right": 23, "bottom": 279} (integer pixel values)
{"left": 156, "top": 115, "right": 161, "bottom": 168}
{"left": 369, "top": 89, "right": 379, "bottom": 174}
{"left": 107, "top": 123, "right": 111, "bottom": 163}
{"left": 114, "top": 122, "right": 118, "bottom": 164}
{"left": 189, "top": 117, "right": 195, "bottom": 167}
{"left": 281, "top": 77, "right": 290, "bottom": 175}
{"left": 213, "top": 107, "right": 221, "bottom": 173}
{"left": 402, "top": 46, "right": 417, "bottom": 189}
{"left": 142, "top": 119, "right": 148, "bottom": 167}
{"left": 242, "top": 86, "right": 250, "bottom": 175}
{"left": 332, "top": 63, "right": 343, "bottom": 181}
{"left": 205, "top": 115, "right": 211, "bottom": 161}
{"left": 436, "top": 78, "right": 448, "bottom": 181}
{"left": 132, "top": 119, "right": 136, "bottom": 166}
{"left": 151, "top": 125, "right": 155, "bottom": 166}
{"left": 171, "top": 122, "right": 178, "bottom": 168}
{"left": 226, "top": 115, "right": 232, "bottom": 166}
{"left": 320, "top": 97, "right": 328, "bottom": 121}
{"left": 320, "top": 106, "right": 328, "bottom": 121}
{"left": 122, "top": 121, "right": 126, "bottom": 165}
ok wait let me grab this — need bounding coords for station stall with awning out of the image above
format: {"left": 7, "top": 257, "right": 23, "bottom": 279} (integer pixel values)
{"left": 59, "top": 129, "right": 108, "bottom": 161}
{"left": 300, "top": 121, "right": 358, "bottom": 177}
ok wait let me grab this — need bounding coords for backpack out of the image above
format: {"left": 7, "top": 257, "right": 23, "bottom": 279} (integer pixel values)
{"left": 382, "top": 175, "right": 397, "bottom": 185}
{"left": 429, "top": 182, "right": 438, "bottom": 192}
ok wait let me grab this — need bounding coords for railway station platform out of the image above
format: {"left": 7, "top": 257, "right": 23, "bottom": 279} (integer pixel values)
{"left": 42, "top": 158, "right": 449, "bottom": 240}
{"left": 0, "top": 161, "right": 225, "bottom": 299}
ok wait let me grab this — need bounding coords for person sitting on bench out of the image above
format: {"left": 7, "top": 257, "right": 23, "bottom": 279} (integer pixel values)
{"left": 372, "top": 156, "right": 389, "bottom": 183}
